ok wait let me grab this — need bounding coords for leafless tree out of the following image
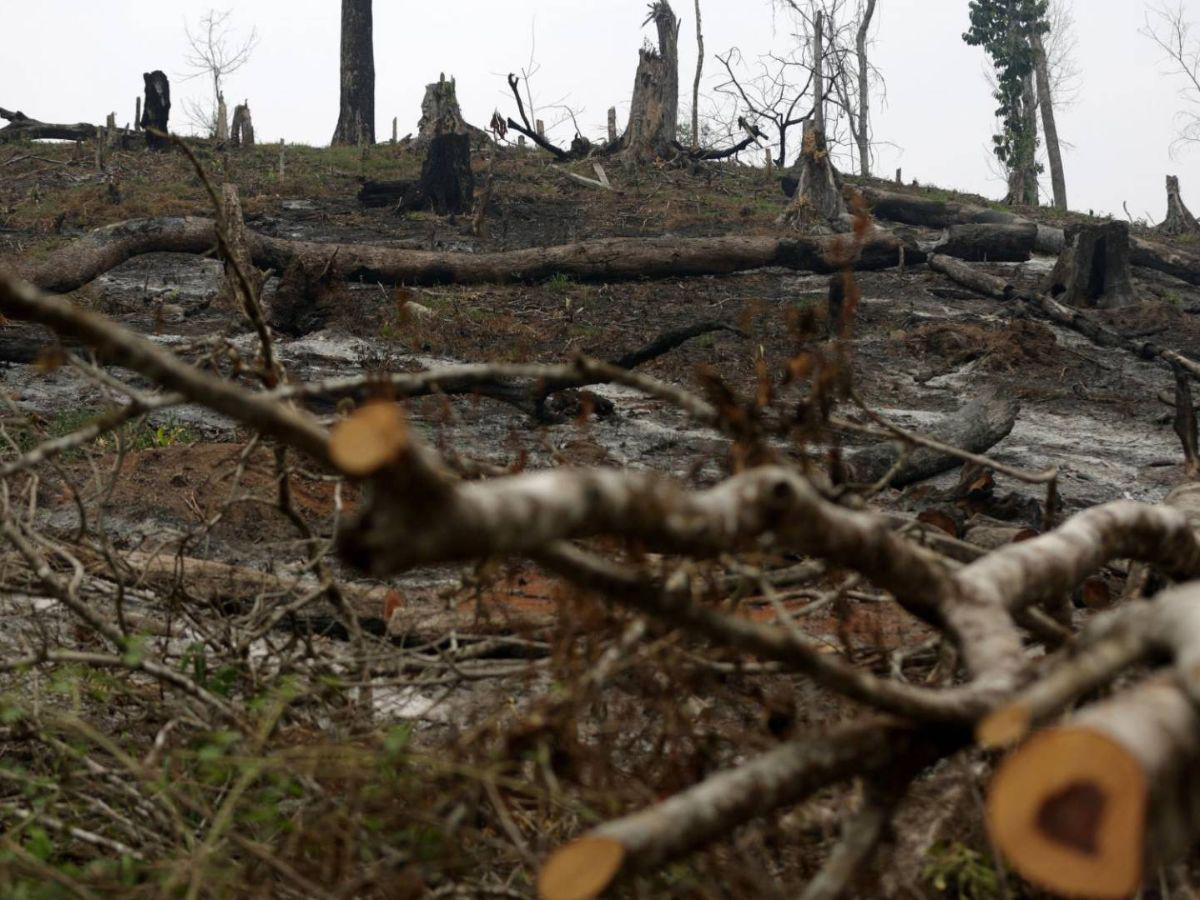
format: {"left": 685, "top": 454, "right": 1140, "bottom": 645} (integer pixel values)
{"left": 1142, "top": 1, "right": 1200, "bottom": 155}
{"left": 181, "top": 8, "right": 259, "bottom": 138}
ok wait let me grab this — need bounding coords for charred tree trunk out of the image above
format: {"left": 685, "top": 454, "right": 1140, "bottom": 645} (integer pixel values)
{"left": 401, "top": 133, "right": 475, "bottom": 216}
{"left": 331, "top": 0, "right": 375, "bottom": 146}
{"left": 0, "top": 109, "right": 97, "bottom": 144}
{"left": 932, "top": 223, "right": 1038, "bottom": 263}
{"left": 619, "top": 1, "right": 681, "bottom": 161}
{"left": 812, "top": 10, "right": 826, "bottom": 136}
{"left": 1158, "top": 175, "right": 1200, "bottom": 237}
{"left": 141, "top": 71, "right": 171, "bottom": 150}
{"left": 230, "top": 102, "right": 254, "bottom": 148}
{"left": 778, "top": 122, "right": 846, "bottom": 230}
{"left": 415, "top": 74, "right": 480, "bottom": 146}
{"left": 1031, "top": 30, "right": 1067, "bottom": 211}
{"left": 1048, "top": 221, "right": 1136, "bottom": 310}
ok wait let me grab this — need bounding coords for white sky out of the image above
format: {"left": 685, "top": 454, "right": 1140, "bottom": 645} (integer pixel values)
{"left": 2, "top": 0, "right": 1197, "bottom": 219}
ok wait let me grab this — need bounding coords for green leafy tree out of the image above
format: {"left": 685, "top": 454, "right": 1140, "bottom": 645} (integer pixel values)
{"left": 964, "top": 0, "right": 1050, "bottom": 204}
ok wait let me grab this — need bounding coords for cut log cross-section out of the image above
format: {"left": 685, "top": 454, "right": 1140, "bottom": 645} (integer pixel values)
{"left": 988, "top": 680, "right": 1200, "bottom": 899}
{"left": 1048, "top": 221, "right": 1136, "bottom": 310}
{"left": 1158, "top": 175, "right": 1200, "bottom": 237}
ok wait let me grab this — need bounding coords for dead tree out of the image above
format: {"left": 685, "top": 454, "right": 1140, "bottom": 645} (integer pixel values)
{"left": 141, "top": 71, "right": 171, "bottom": 150}
{"left": 1048, "top": 221, "right": 1137, "bottom": 309}
{"left": 1158, "top": 175, "right": 1200, "bottom": 236}
{"left": 778, "top": 122, "right": 845, "bottom": 229}
{"left": 230, "top": 101, "right": 254, "bottom": 147}
{"left": 690, "top": 0, "right": 704, "bottom": 152}
{"left": 617, "top": 1, "right": 681, "bottom": 161}
{"left": 331, "top": 0, "right": 375, "bottom": 146}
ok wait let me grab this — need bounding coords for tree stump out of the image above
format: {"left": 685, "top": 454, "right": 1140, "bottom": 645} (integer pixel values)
{"left": 778, "top": 122, "right": 846, "bottom": 231}
{"left": 1158, "top": 175, "right": 1200, "bottom": 237}
{"left": 1048, "top": 221, "right": 1136, "bottom": 310}
{"left": 617, "top": 1, "right": 680, "bottom": 161}
{"left": 417, "top": 74, "right": 468, "bottom": 141}
{"left": 231, "top": 102, "right": 254, "bottom": 147}
{"left": 403, "top": 133, "right": 474, "bottom": 215}
{"left": 140, "top": 71, "right": 171, "bottom": 150}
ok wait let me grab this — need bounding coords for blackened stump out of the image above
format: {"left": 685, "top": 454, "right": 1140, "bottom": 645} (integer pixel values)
{"left": 141, "top": 71, "right": 171, "bottom": 150}
{"left": 1048, "top": 221, "right": 1136, "bottom": 310}
{"left": 402, "top": 133, "right": 474, "bottom": 216}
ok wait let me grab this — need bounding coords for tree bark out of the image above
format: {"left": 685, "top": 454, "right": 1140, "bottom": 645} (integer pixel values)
{"left": 416, "top": 74, "right": 476, "bottom": 144}
{"left": 0, "top": 108, "right": 104, "bottom": 145}
{"left": 855, "top": 0, "right": 877, "bottom": 178}
{"left": 11, "top": 217, "right": 921, "bottom": 294}
{"left": 619, "top": 1, "right": 681, "bottom": 161}
{"left": 813, "top": 10, "right": 826, "bottom": 136}
{"left": 141, "top": 71, "right": 171, "bottom": 150}
{"left": 1030, "top": 30, "right": 1067, "bottom": 211}
{"left": 691, "top": 0, "right": 703, "bottom": 152}
{"left": 1158, "top": 175, "right": 1200, "bottom": 236}
{"left": 331, "top": 0, "right": 375, "bottom": 146}
{"left": 1049, "top": 221, "right": 1136, "bottom": 309}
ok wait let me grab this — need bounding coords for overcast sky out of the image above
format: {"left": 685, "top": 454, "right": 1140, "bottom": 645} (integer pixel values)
{"left": 3, "top": 0, "right": 1197, "bottom": 219}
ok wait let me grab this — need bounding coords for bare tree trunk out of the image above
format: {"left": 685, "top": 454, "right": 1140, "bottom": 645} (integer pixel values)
{"left": 1021, "top": 70, "right": 1039, "bottom": 205}
{"left": 1031, "top": 29, "right": 1066, "bottom": 211}
{"left": 215, "top": 93, "right": 228, "bottom": 143}
{"left": 779, "top": 122, "right": 846, "bottom": 230}
{"left": 691, "top": 0, "right": 703, "bottom": 151}
{"left": 231, "top": 103, "right": 254, "bottom": 148}
{"left": 619, "top": 1, "right": 681, "bottom": 161}
{"left": 331, "top": 0, "right": 375, "bottom": 146}
{"left": 813, "top": 10, "right": 826, "bottom": 135}
{"left": 855, "top": 0, "right": 877, "bottom": 178}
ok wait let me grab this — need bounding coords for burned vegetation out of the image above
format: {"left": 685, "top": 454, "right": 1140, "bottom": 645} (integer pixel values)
{"left": 5, "top": 0, "right": 1200, "bottom": 898}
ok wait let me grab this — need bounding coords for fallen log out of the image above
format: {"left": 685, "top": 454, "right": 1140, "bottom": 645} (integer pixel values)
{"left": 930, "top": 223, "right": 1038, "bottom": 263}
{"left": 0, "top": 107, "right": 100, "bottom": 144}
{"left": 12, "top": 217, "right": 924, "bottom": 294}
{"left": 844, "top": 394, "right": 1020, "bottom": 489}
{"left": 1131, "top": 235, "right": 1200, "bottom": 287}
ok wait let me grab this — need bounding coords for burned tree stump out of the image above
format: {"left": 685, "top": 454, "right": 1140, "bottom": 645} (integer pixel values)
{"left": 141, "top": 71, "right": 171, "bottom": 150}
{"left": 1158, "top": 175, "right": 1200, "bottom": 237}
{"left": 417, "top": 74, "right": 469, "bottom": 142}
{"left": 403, "top": 133, "right": 474, "bottom": 215}
{"left": 616, "top": 1, "right": 680, "bottom": 161}
{"left": 778, "top": 122, "right": 845, "bottom": 230}
{"left": 231, "top": 102, "right": 254, "bottom": 147}
{"left": 1048, "top": 221, "right": 1136, "bottom": 309}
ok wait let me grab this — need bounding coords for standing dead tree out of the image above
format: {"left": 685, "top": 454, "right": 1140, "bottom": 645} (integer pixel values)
{"left": 141, "top": 71, "right": 172, "bottom": 151}
{"left": 332, "top": 0, "right": 375, "bottom": 146}
{"left": 616, "top": 1, "right": 682, "bottom": 161}
{"left": 181, "top": 8, "right": 259, "bottom": 138}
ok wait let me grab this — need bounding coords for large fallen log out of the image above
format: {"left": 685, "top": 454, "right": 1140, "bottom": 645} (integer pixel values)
{"left": 0, "top": 107, "right": 100, "bottom": 144}
{"left": 844, "top": 393, "right": 1020, "bottom": 488}
{"left": 930, "top": 223, "right": 1038, "bottom": 263}
{"left": 11, "top": 217, "right": 924, "bottom": 293}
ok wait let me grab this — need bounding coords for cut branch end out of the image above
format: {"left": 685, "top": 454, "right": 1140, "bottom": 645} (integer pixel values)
{"left": 537, "top": 836, "right": 626, "bottom": 900}
{"left": 987, "top": 727, "right": 1147, "bottom": 899}
{"left": 329, "top": 402, "right": 408, "bottom": 478}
